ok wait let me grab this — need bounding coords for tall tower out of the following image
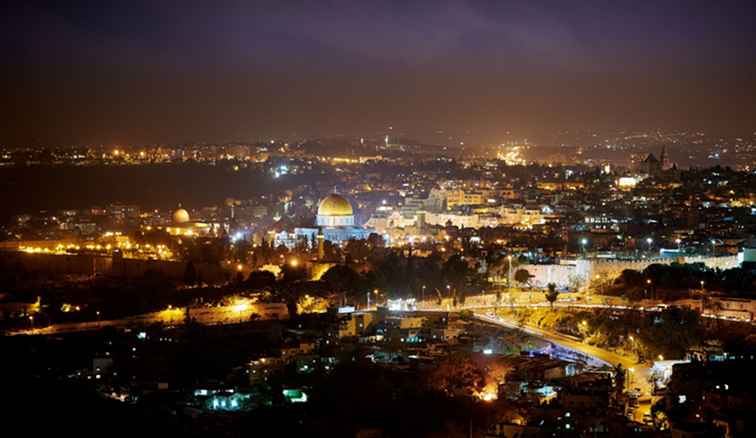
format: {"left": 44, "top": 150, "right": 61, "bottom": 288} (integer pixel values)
{"left": 660, "top": 145, "right": 667, "bottom": 170}
{"left": 317, "top": 233, "right": 325, "bottom": 260}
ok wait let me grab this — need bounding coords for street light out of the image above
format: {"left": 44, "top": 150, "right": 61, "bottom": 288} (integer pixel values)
{"left": 628, "top": 335, "right": 638, "bottom": 360}
{"left": 369, "top": 289, "right": 379, "bottom": 309}
{"left": 645, "top": 237, "right": 653, "bottom": 255}
{"left": 233, "top": 300, "right": 249, "bottom": 322}
{"left": 580, "top": 238, "right": 588, "bottom": 257}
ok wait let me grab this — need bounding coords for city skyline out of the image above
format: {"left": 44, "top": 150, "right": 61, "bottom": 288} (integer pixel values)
{"left": 2, "top": 3, "right": 755, "bottom": 437}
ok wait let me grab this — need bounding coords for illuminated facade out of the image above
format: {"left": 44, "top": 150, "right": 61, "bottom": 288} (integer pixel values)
{"left": 160, "top": 207, "right": 220, "bottom": 237}
{"left": 285, "top": 194, "right": 373, "bottom": 248}
{"left": 316, "top": 194, "right": 355, "bottom": 226}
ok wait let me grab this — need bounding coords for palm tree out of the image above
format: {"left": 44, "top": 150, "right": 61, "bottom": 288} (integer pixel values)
{"left": 544, "top": 283, "right": 559, "bottom": 309}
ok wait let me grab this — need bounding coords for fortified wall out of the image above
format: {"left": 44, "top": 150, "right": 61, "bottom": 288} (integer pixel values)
{"left": 520, "top": 255, "right": 740, "bottom": 291}
{"left": 0, "top": 251, "right": 227, "bottom": 284}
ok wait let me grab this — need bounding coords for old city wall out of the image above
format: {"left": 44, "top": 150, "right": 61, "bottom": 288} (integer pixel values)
{"left": 1, "top": 251, "right": 112, "bottom": 276}
{"left": 1, "top": 252, "right": 227, "bottom": 283}
{"left": 521, "top": 255, "right": 739, "bottom": 291}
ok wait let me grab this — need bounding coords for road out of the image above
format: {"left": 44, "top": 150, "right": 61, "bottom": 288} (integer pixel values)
{"left": 473, "top": 311, "right": 654, "bottom": 423}
{"left": 8, "top": 302, "right": 284, "bottom": 336}
{"left": 11, "top": 295, "right": 659, "bottom": 422}
{"left": 416, "top": 293, "right": 753, "bottom": 324}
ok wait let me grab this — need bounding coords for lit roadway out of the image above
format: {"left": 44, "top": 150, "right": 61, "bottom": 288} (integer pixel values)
{"left": 8, "top": 303, "right": 267, "bottom": 336}
{"left": 411, "top": 297, "right": 657, "bottom": 422}
{"left": 13, "top": 295, "right": 661, "bottom": 421}
{"left": 416, "top": 303, "right": 652, "bottom": 388}
{"left": 472, "top": 311, "right": 654, "bottom": 423}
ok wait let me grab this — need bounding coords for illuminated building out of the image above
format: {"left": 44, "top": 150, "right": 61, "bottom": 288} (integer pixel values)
{"left": 173, "top": 207, "right": 190, "bottom": 224}
{"left": 638, "top": 147, "right": 666, "bottom": 176}
{"left": 616, "top": 176, "right": 639, "bottom": 190}
{"left": 160, "top": 207, "right": 218, "bottom": 237}
{"left": 427, "top": 188, "right": 485, "bottom": 210}
{"left": 316, "top": 194, "right": 355, "bottom": 226}
{"left": 536, "top": 181, "right": 586, "bottom": 191}
{"left": 278, "top": 194, "right": 374, "bottom": 249}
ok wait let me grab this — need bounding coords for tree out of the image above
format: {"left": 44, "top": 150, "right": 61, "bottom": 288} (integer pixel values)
{"left": 234, "top": 271, "right": 244, "bottom": 284}
{"left": 321, "top": 264, "right": 361, "bottom": 297}
{"left": 514, "top": 268, "right": 533, "bottom": 288}
{"left": 487, "top": 255, "right": 517, "bottom": 281}
{"left": 183, "top": 261, "right": 198, "bottom": 286}
{"left": 426, "top": 352, "right": 485, "bottom": 397}
{"left": 544, "top": 282, "right": 559, "bottom": 309}
{"left": 281, "top": 263, "right": 308, "bottom": 283}
{"left": 246, "top": 270, "right": 276, "bottom": 290}
{"left": 344, "top": 239, "right": 370, "bottom": 262}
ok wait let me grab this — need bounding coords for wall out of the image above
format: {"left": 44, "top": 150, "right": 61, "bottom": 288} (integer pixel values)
{"left": 0, "top": 251, "right": 112, "bottom": 276}
{"left": 520, "top": 255, "right": 740, "bottom": 291}
{"left": 1, "top": 251, "right": 227, "bottom": 283}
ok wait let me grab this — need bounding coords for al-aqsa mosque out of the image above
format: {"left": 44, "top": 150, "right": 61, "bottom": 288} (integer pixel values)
{"left": 162, "top": 206, "right": 215, "bottom": 237}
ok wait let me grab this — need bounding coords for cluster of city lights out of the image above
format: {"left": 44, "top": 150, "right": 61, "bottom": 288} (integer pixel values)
{"left": 20, "top": 237, "right": 174, "bottom": 260}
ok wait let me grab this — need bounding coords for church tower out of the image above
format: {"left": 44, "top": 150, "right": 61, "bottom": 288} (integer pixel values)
{"left": 660, "top": 145, "right": 667, "bottom": 170}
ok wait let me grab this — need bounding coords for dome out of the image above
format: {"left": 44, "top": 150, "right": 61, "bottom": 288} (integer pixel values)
{"left": 173, "top": 208, "right": 190, "bottom": 224}
{"left": 317, "top": 194, "right": 353, "bottom": 217}
{"left": 316, "top": 194, "right": 355, "bottom": 227}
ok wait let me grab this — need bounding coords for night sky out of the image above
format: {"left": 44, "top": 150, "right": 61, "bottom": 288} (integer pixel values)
{"left": 2, "top": 0, "right": 755, "bottom": 145}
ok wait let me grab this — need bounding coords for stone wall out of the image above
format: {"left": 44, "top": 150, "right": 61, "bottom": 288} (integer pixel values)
{"left": 520, "top": 255, "right": 739, "bottom": 291}
{"left": 1, "top": 251, "right": 227, "bottom": 284}
{"left": 0, "top": 251, "right": 112, "bottom": 276}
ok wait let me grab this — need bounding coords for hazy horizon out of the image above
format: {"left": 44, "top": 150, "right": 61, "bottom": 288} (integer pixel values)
{"left": 2, "top": 1, "right": 755, "bottom": 146}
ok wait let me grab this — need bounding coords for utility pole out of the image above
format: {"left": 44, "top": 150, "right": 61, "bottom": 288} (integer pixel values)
{"left": 507, "top": 254, "right": 513, "bottom": 307}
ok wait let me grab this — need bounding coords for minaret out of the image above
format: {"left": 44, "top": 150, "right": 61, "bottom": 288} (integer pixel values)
{"left": 317, "top": 232, "right": 325, "bottom": 260}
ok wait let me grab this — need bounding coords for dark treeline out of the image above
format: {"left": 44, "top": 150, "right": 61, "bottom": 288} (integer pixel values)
{"left": 613, "top": 262, "right": 756, "bottom": 300}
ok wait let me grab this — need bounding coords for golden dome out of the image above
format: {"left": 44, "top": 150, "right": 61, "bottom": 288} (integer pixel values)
{"left": 317, "top": 194, "right": 353, "bottom": 217}
{"left": 173, "top": 208, "right": 190, "bottom": 224}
